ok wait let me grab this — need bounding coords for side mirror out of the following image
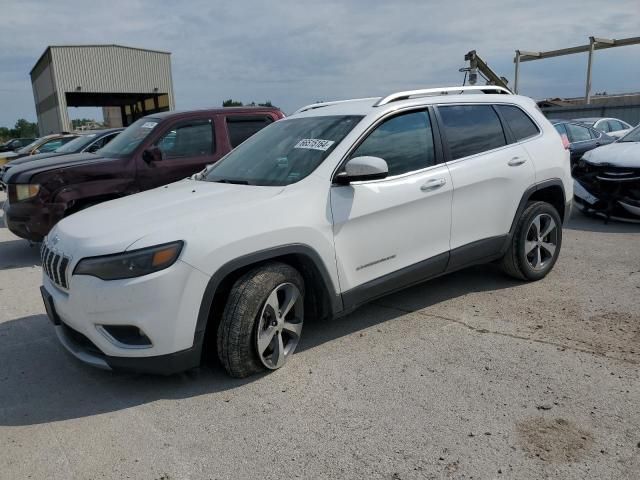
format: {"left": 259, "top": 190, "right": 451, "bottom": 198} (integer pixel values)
{"left": 143, "top": 146, "right": 164, "bottom": 163}
{"left": 334, "top": 156, "right": 389, "bottom": 185}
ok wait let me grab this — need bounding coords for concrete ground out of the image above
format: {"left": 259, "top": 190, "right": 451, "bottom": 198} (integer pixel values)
{"left": 0, "top": 191, "right": 639, "bottom": 480}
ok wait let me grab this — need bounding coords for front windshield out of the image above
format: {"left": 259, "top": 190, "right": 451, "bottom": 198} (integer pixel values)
{"left": 97, "top": 117, "right": 159, "bottom": 157}
{"left": 204, "top": 115, "right": 362, "bottom": 186}
{"left": 619, "top": 125, "right": 640, "bottom": 143}
{"left": 55, "top": 134, "right": 97, "bottom": 153}
{"left": 577, "top": 120, "right": 595, "bottom": 127}
{"left": 16, "top": 138, "right": 42, "bottom": 154}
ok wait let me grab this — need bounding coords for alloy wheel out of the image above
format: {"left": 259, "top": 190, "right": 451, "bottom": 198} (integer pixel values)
{"left": 255, "top": 282, "right": 304, "bottom": 369}
{"left": 524, "top": 213, "right": 558, "bottom": 271}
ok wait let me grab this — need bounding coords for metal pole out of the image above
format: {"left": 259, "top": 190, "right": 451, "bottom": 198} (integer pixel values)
{"left": 585, "top": 37, "right": 595, "bottom": 104}
{"left": 514, "top": 51, "right": 521, "bottom": 94}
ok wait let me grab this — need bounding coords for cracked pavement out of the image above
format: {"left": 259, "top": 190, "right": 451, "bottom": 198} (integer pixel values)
{"left": 1, "top": 190, "right": 639, "bottom": 479}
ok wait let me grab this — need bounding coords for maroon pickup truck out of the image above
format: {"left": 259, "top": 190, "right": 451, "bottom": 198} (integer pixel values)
{"left": 2, "top": 107, "right": 284, "bottom": 241}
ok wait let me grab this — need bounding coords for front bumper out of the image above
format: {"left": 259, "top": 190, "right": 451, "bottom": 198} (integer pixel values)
{"left": 572, "top": 160, "right": 640, "bottom": 221}
{"left": 4, "top": 197, "right": 64, "bottom": 241}
{"left": 54, "top": 320, "right": 204, "bottom": 375}
{"left": 42, "top": 258, "right": 211, "bottom": 374}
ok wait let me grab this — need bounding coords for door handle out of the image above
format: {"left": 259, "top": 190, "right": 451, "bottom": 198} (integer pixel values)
{"left": 420, "top": 178, "right": 446, "bottom": 191}
{"left": 508, "top": 156, "right": 526, "bottom": 166}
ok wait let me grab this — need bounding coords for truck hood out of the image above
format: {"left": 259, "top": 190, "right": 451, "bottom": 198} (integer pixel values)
{"left": 583, "top": 142, "right": 640, "bottom": 168}
{"left": 3, "top": 150, "right": 66, "bottom": 168}
{"left": 50, "top": 179, "right": 285, "bottom": 256}
{"left": 3, "top": 152, "right": 105, "bottom": 183}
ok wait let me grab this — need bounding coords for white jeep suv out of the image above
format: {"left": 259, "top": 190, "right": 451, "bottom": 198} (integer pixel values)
{"left": 40, "top": 86, "right": 572, "bottom": 377}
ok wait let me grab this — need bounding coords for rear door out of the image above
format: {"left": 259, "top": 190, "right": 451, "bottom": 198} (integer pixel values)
{"left": 136, "top": 116, "right": 219, "bottom": 190}
{"left": 437, "top": 103, "right": 536, "bottom": 262}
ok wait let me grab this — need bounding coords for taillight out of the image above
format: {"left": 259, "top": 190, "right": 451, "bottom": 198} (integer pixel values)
{"left": 561, "top": 134, "right": 570, "bottom": 150}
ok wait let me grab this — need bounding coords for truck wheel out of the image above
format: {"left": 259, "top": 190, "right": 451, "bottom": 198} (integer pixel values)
{"left": 500, "top": 201, "right": 562, "bottom": 281}
{"left": 217, "top": 262, "right": 305, "bottom": 378}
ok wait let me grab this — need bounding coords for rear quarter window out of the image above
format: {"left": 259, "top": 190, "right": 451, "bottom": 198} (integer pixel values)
{"left": 496, "top": 105, "right": 539, "bottom": 142}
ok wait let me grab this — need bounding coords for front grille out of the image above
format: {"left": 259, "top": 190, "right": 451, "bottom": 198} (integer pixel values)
{"left": 41, "top": 242, "right": 71, "bottom": 289}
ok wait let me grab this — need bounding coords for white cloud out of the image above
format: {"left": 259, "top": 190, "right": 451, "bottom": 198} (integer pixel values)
{"left": 0, "top": 0, "right": 639, "bottom": 126}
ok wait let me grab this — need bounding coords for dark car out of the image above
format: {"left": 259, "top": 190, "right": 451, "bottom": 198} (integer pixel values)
{"left": 550, "top": 119, "right": 615, "bottom": 166}
{"left": 0, "top": 128, "right": 123, "bottom": 184}
{"left": 3, "top": 107, "right": 285, "bottom": 241}
{"left": 0, "top": 138, "right": 36, "bottom": 153}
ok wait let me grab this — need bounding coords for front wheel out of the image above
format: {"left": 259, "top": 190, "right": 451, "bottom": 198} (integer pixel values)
{"left": 217, "top": 262, "right": 305, "bottom": 378}
{"left": 500, "top": 201, "right": 562, "bottom": 281}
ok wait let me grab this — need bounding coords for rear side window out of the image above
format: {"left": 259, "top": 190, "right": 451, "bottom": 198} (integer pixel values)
{"left": 155, "top": 120, "right": 214, "bottom": 158}
{"left": 350, "top": 110, "right": 436, "bottom": 176}
{"left": 609, "top": 120, "right": 625, "bottom": 131}
{"left": 496, "top": 105, "right": 539, "bottom": 141}
{"left": 226, "top": 115, "right": 274, "bottom": 148}
{"left": 597, "top": 120, "right": 611, "bottom": 132}
{"left": 565, "top": 123, "right": 591, "bottom": 142}
{"left": 438, "top": 105, "right": 506, "bottom": 160}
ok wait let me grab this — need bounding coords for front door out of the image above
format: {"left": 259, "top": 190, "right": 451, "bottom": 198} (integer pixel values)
{"left": 137, "top": 117, "right": 219, "bottom": 191}
{"left": 330, "top": 109, "right": 452, "bottom": 299}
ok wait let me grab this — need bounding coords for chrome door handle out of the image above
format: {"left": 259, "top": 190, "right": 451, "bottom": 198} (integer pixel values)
{"left": 508, "top": 156, "right": 526, "bottom": 166}
{"left": 420, "top": 178, "right": 446, "bottom": 191}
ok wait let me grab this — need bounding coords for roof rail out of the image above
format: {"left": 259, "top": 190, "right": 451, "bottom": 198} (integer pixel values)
{"left": 374, "top": 86, "right": 512, "bottom": 107}
{"left": 293, "top": 97, "right": 379, "bottom": 115}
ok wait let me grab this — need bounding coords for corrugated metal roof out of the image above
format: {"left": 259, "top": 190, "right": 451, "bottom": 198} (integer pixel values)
{"left": 30, "top": 44, "right": 170, "bottom": 75}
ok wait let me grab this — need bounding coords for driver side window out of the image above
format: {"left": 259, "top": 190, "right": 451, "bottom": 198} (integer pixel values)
{"left": 155, "top": 120, "right": 214, "bottom": 158}
{"left": 350, "top": 110, "right": 436, "bottom": 177}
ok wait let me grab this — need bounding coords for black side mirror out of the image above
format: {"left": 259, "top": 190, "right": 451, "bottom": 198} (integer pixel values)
{"left": 143, "top": 146, "right": 164, "bottom": 163}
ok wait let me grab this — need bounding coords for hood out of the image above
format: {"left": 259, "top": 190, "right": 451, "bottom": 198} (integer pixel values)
{"left": 51, "top": 179, "right": 285, "bottom": 256}
{"left": 583, "top": 142, "right": 640, "bottom": 168}
{"left": 0, "top": 151, "right": 18, "bottom": 162}
{"left": 3, "top": 150, "right": 66, "bottom": 168}
{"left": 3, "top": 152, "right": 103, "bottom": 183}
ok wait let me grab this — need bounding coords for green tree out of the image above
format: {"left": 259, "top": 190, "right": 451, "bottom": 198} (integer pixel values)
{"left": 0, "top": 127, "right": 10, "bottom": 142}
{"left": 223, "top": 99, "right": 277, "bottom": 108}
{"left": 11, "top": 119, "right": 38, "bottom": 138}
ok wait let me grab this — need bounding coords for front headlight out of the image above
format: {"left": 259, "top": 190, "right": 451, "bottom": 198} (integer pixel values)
{"left": 74, "top": 241, "right": 184, "bottom": 280}
{"left": 15, "top": 184, "right": 40, "bottom": 201}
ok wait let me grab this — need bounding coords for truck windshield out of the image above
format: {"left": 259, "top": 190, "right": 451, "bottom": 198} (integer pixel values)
{"left": 98, "top": 118, "right": 160, "bottom": 157}
{"left": 203, "top": 115, "right": 362, "bottom": 186}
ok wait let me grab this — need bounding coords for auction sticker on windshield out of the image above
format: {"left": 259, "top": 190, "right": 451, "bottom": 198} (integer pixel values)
{"left": 294, "top": 139, "right": 335, "bottom": 151}
{"left": 141, "top": 122, "right": 158, "bottom": 129}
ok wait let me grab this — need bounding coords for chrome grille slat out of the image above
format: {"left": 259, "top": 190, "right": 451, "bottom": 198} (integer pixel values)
{"left": 41, "top": 242, "right": 71, "bottom": 290}
{"left": 52, "top": 255, "right": 61, "bottom": 285}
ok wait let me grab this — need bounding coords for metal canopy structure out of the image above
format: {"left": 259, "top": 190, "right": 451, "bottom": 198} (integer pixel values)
{"left": 513, "top": 35, "right": 640, "bottom": 103}
{"left": 30, "top": 45, "right": 175, "bottom": 133}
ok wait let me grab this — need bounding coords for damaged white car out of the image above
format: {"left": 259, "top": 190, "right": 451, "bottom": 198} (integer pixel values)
{"left": 573, "top": 125, "right": 640, "bottom": 222}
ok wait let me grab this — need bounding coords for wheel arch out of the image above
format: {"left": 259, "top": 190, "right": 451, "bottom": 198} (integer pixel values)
{"left": 195, "top": 244, "right": 342, "bottom": 357}
{"left": 509, "top": 179, "right": 567, "bottom": 237}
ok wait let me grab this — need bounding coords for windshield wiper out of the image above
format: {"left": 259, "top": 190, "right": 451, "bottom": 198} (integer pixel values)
{"left": 212, "top": 178, "right": 250, "bottom": 185}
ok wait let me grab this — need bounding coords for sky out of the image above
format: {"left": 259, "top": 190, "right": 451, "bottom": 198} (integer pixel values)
{"left": 1, "top": 0, "right": 639, "bottom": 128}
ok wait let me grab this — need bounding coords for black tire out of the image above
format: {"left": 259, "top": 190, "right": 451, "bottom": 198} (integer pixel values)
{"left": 500, "top": 201, "right": 562, "bottom": 281}
{"left": 217, "top": 262, "right": 305, "bottom": 378}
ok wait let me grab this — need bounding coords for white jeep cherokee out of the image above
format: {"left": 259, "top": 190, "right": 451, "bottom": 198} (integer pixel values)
{"left": 40, "top": 86, "right": 572, "bottom": 377}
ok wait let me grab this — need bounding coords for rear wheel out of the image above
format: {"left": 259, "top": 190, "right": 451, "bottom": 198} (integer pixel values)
{"left": 217, "top": 262, "right": 305, "bottom": 378}
{"left": 500, "top": 201, "right": 562, "bottom": 281}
